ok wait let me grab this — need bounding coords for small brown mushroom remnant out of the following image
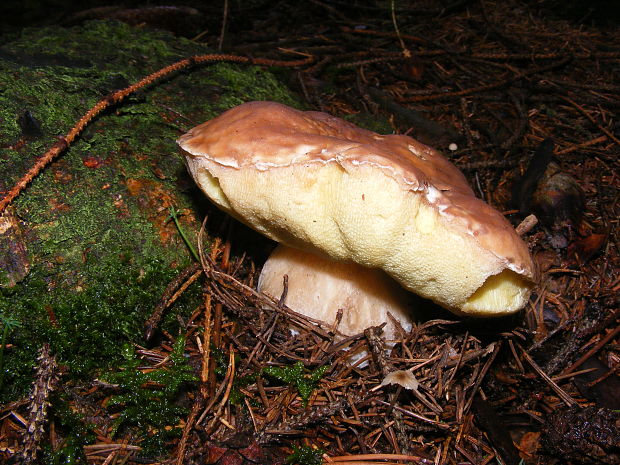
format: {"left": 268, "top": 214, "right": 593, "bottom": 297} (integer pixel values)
{"left": 178, "top": 101, "right": 537, "bottom": 337}
{"left": 380, "top": 370, "right": 420, "bottom": 392}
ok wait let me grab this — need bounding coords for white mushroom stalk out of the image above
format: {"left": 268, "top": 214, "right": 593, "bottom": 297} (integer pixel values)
{"left": 257, "top": 245, "right": 414, "bottom": 338}
{"left": 178, "top": 101, "right": 537, "bottom": 326}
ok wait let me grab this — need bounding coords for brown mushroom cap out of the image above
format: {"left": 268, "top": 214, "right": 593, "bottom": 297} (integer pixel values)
{"left": 380, "top": 370, "right": 420, "bottom": 391}
{"left": 179, "top": 101, "right": 537, "bottom": 316}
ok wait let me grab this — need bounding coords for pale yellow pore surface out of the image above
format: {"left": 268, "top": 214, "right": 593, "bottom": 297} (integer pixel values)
{"left": 258, "top": 245, "right": 414, "bottom": 338}
{"left": 188, "top": 159, "right": 531, "bottom": 315}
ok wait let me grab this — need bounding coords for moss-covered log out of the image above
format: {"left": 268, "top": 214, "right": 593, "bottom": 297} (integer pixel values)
{"left": 0, "top": 20, "right": 299, "bottom": 401}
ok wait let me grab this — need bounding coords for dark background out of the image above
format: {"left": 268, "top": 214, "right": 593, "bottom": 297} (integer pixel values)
{"left": 1, "top": 1, "right": 619, "bottom": 39}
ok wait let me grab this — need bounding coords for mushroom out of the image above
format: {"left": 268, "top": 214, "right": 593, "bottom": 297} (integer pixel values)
{"left": 178, "top": 101, "right": 537, "bottom": 334}
{"left": 380, "top": 370, "right": 420, "bottom": 391}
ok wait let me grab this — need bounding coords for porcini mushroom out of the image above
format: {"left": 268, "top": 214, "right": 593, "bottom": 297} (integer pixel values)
{"left": 178, "top": 101, "right": 537, "bottom": 331}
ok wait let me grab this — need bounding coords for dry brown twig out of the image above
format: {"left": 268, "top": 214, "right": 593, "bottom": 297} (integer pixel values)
{"left": 154, "top": 233, "right": 511, "bottom": 460}
{"left": 19, "top": 344, "right": 61, "bottom": 464}
{"left": 558, "top": 95, "right": 620, "bottom": 147}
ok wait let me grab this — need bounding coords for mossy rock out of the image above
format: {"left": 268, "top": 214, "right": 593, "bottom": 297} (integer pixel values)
{"left": 0, "top": 20, "right": 299, "bottom": 401}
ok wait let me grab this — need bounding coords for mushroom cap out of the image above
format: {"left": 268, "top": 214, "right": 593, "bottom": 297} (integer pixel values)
{"left": 380, "top": 370, "right": 420, "bottom": 391}
{"left": 258, "top": 245, "right": 415, "bottom": 338}
{"left": 179, "top": 101, "right": 537, "bottom": 316}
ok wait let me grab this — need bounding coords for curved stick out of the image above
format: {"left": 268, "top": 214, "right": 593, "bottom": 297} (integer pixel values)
{"left": 0, "top": 53, "right": 312, "bottom": 214}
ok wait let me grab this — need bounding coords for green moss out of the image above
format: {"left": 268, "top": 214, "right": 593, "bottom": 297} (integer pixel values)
{"left": 0, "top": 255, "right": 193, "bottom": 400}
{"left": 103, "top": 336, "right": 197, "bottom": 456}
{"left": 0, "top": 20, "right": 300, "bottom": 403}
{"left": 287, "top": 445, "right": 325, "bottom": 465}
{"left": 210, "top": 63, "right": 301, "bottom": 111}
{"left": 344, "top": 112, "right": 394, "bottom": 134}
{"left": 263, "top": 361, "right": 329, "bottom": 405}
{"left": 39, "top": 400, "right": 96, "bottom": 465}
{"left": 42, "top": 435, "right": 85, "bottom": 465}
{"left": 0, "top": 312, "right": 21, "bottom": 391}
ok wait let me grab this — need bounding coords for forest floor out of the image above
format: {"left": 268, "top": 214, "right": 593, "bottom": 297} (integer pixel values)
{"left": 1, "top": 1, "right": 618, "bottom": 464}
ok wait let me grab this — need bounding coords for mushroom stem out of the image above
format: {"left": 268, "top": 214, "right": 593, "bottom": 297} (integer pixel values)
{"left": 257, "top": 245, "right": 415, "bottom": 339}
